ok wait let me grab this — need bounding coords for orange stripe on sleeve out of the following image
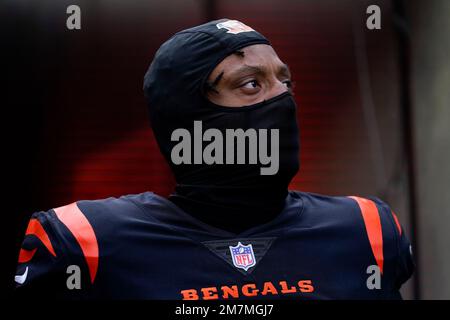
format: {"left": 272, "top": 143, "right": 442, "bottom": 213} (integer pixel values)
{"left": 18, "top": 248, "right": 37, "bottom": 263}
{"left": 54, "top": 203, "right": 99, "bottom": 284}
{"left": 25, "top": 219, "right": 57, "bottom": 257}
{"left": 349, "top": 196, "right": 384, "bottom": 274}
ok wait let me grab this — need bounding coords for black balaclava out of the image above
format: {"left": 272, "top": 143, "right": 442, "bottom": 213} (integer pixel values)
{"left": 143, "top": 19, "right": 300, "bottom": 233}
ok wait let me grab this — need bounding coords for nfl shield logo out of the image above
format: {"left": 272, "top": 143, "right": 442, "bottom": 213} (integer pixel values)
{"left": 229, "top": 242, "right": 256, "bottom": 271}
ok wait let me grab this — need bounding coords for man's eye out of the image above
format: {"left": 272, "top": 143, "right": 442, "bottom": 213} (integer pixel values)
{"left": 241, "top": 80, "right": 259, "bottom": 89}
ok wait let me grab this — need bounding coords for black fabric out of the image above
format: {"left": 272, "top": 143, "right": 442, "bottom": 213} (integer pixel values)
{"left": 143, "top": 19, "right": 300, "bottom": 233}
{"left": 15, "top": 192, "right": 414, "bottom": 299}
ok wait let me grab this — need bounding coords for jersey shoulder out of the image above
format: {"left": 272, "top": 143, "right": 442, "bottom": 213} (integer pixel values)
{"left": 292, "top": 190, "right": 402, "bottom": 236}
{"left": 291, "top": 190, "right": 414, "bottom": 293}
{"left": 15, "top": 192, "right": 160, "bottom": 292}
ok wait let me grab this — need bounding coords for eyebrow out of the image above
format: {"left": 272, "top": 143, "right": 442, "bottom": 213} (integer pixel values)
{"left": 226, "top": 63, "right": 292, "bottom": 82}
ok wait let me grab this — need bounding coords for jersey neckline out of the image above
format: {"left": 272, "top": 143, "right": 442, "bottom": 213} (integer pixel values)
{"left": 132, "top": 190, "right": 305, "bottom": 241}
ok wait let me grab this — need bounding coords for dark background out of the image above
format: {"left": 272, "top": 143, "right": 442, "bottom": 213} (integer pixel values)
{"left": 3, "top": 0, "right": 450, "bottom": 299}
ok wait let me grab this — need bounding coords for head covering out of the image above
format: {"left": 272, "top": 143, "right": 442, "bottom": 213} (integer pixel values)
{"left": 144, "top": 19, "right": 300, "bottom": 233}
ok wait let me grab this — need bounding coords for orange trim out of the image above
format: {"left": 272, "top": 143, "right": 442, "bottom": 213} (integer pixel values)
{"left": 54, "top": 203, "right": 99, "bottom": 284}
{"left": 349, "top": 196, "right": 384, "bottom": 274}
{"left": 18, "top": 248, "right": 37, "bottom": 263}
{"left": 392, "top": 211, "right": 402, "bottom": 235}
{"left": 25, "top": 219, "right": 57, "bottom": 257}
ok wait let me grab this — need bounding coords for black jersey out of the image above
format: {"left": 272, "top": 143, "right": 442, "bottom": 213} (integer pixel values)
{"left": 15, "top": 191, "right": 414, "bottom": 299}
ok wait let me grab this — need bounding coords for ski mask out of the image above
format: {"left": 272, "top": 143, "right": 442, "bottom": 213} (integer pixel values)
{"left": 143, "top": 19, "right": 300, "bottom": 233}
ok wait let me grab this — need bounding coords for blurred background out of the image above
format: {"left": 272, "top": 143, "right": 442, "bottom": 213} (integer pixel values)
{"left": 3, "top": 0, "right": 450, "bottom": 299}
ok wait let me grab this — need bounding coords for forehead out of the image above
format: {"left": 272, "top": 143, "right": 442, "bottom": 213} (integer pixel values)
{"left": 210, "top": 44, "right": 284, "bottom": 77}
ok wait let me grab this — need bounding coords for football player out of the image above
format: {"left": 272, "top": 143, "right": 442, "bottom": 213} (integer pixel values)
{"left": 14, "top": 19, "right": 414, "bottom": 299}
